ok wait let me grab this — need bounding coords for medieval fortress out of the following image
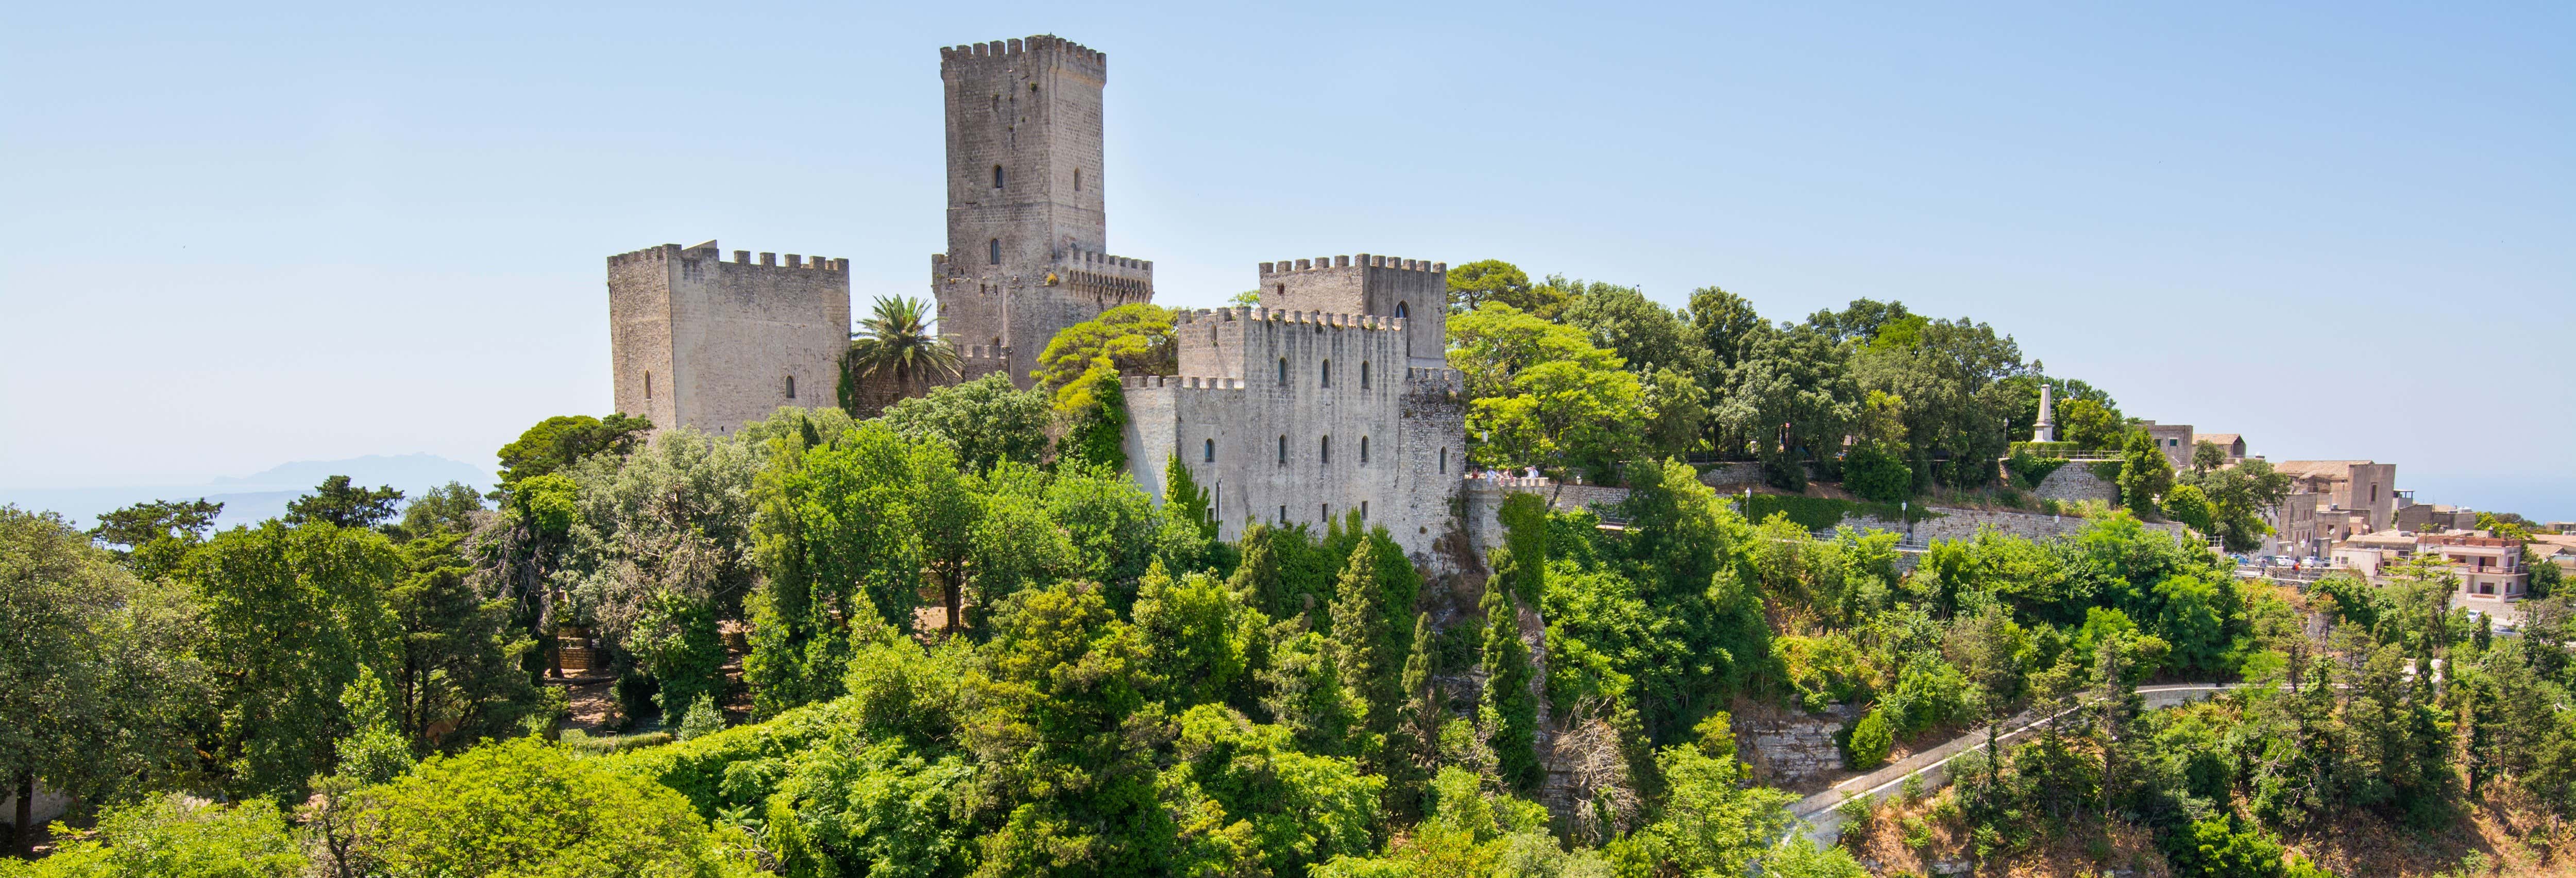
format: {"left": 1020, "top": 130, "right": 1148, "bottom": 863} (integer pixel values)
{"left": 605, "top": 35, "right": 1469, "bottom": 561}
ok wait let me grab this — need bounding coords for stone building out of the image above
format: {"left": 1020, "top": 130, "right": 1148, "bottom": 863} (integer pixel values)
{"left": 1122, "top": 256, "right": 1468, "bottom": 564}
{"left": 2276, "top": 460, "right": 2399, "bottom": 533}
{"left": 606, "top": 241, "right": 850, "bottom": 435}
{"left": 930, "top": 36, "right": 1156, "bottom": 388}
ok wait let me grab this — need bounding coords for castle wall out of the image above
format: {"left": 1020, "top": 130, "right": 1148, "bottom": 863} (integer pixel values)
{"left": 609, "top": 242, "right": 848, "bottom": 435}
{"left": 933, "top": 36, "right": 1151, "bottom": 388}
{"left": 1123, "top": 305, "right": 1465, "bottom": 565}
{"left": 1258, "top": 256, "right": 1449, "bottom": 369}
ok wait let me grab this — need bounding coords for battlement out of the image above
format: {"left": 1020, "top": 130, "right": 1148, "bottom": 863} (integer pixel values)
{"left": 958, "top": 343, "right": 1010, "bottom": 362}
{"left": 1072, "top": 250, "right": 1152, "bottom": 273}
{"left": 1259, "top": 255, "right": 1447, "bottom": 277}
{"left": 1173, "top": 306, "right": 1409, "bottom": 332}
{"left": 608, "top": 242, "right": 844, "bottom": 272}
{"left": 939, "top": 35, "right": 1105, "bottom": 70}
{"left": 1120, "top": 366, "right": 1459, "bottom": 393}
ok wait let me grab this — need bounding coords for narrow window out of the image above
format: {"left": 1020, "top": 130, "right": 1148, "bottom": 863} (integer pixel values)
{"left": 1320, "top": 360, "right": 1331, "bottom": 387}
{"left": 1396, "top": 301, "right": 1409, "bottom": 318}
{"left": 644, "top": 372, "right": 653, "bottom": 400}
{"left": 1278, "top": 435, "right": 1287, "bottom": 467}
{"left": 1321, "top": 503, "right": 1330, "bottom": 522}
{"left": 1075, "top": 168, "right": 1082, "bottom": 191}
{"left": 1277, "top": 358, "right": 1289, "bottom": 386}
{"left": 1439, "top": 447, "right": 1448, "bottom": 474}
{"left": 1320, "top": 435, "right": 1331, "bottom": 464}
{"left": 1360, "top": 361, "right": 1370, "bottom": 389}
{"left": 989, "top": 238, "right": 1001, "bottom": 265}
{"left": 1361, "top": 500, "right": 1368, "bottom": 520}
{"left": 1279, "top": 505, "right": 1288, "bottom": 524}
{"left": 993, "top": 164, "right": 1005, "bottom": 189}
{"left": 1360, "top": 435, "right": 1369, "bottom": 464}
{"left": 785, "top": 375, "right": 796, "bottom": 399}
{"left": 1204, "top": 438, "right": 1215, "bottom": 462}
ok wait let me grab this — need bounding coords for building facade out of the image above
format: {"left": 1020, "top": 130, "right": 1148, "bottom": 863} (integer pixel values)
{"left": 607, "top": 241, "right": 851, "bottom": 435}
{"left": 930, "top": 36, "right": 1155, "bottom": 388}
{"left": 2277, "top": 460, "right": 2399, "bottom": 533}
{"left": 1123, "top": 256, "right": 1468, "bottom": 565}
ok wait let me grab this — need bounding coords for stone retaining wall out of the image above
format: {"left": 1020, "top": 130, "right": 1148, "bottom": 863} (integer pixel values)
{"left": 1841, "top": 506, "right": 2188, "bottom": 546}
{"left": 2033, "top": 464, "right": 2120, "bottom": 504}
{"left": 1734, "top": 703, "right": 1853, "bottom": 788}
{"left": 1699, "top": 462, "right": 1768, "bottom": 487}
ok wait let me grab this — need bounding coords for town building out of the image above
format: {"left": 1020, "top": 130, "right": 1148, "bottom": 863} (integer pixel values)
{"left": 2420, "top": 533, "right": 2529, "bottom": 603}
{"left": 2275, "top": 460, "right": 2398, "bottom": 534}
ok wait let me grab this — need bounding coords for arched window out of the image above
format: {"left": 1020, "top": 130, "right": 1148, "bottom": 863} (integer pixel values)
{"left": 644, "top": 372, "right": 652, "bottom": 400}
{"left": 1396, "top": 301, "right": 1410, "bottom": 318}
{"left": 992, "top": 164, "right": 1004, "bottom": 189}
{"left": 1277, "top": 358, "right": 1289, "bottom": 386}
{"left": 1204, "top": 438, "right": 1215, "bottom": 462}
{"left": 1359, "top": 435, "right": 1368, "bottom": 464}
{"left": 1319, "top": 435, "right": 1331, "bottom": 464}
{"left": 1439, "top": 447, "right": 1448, "bottom": 474}
{"left": 1320, "top": 360, "right": 1331, "bottom": 387}
{"left": 1360, "top": 361, "right": 1370, "bottom": 389}
{"left": 989, "top": 239, "right": 1001, "bottom": 265}
{"left": 785, "top": 375, "right": 796, "bottom": 399}
{"left": 1277, "top": 435, "right": 1287, "bottom": 467}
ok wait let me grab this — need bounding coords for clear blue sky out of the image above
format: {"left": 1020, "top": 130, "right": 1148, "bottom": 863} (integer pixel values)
{"left": 3, "top": 2, "right": 2569, "bottom": 518}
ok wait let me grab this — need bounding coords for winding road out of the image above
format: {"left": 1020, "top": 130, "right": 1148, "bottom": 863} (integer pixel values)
{"left": 1783, "top": 683, "right": 2255, "bottom": 845}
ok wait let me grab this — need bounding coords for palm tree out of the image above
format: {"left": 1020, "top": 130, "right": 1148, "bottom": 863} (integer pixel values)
{"left": 840, "top": 296, "right": 960, "bottom": 415}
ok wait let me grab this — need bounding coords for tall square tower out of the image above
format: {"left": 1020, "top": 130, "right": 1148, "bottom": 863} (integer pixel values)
{"left": 933, "top": 36, "right": 1154, "bottom": 387}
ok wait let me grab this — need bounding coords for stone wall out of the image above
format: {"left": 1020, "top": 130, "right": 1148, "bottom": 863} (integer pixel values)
{"left": 1699, "top": 461, "right": 1768, "bottom": 487}
{"left": 1841, "top": 506, "right": 2188, "bottom": 545}
{"left": 1735, "top": 702, "right": 1854, "bottom": 788}
{"left": 608, "top": 241, "right": 850, "bottom": 436}
{"left": 2033, "top": 463, "right": 2119, "bottom": 504}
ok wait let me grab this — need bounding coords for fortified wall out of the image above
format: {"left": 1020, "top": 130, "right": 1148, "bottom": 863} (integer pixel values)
{"left": 1125, "top": 257, "right": 1467, "bottom": 566}
{"left": 607, "top": 241, "right": 849, "bottom": 435}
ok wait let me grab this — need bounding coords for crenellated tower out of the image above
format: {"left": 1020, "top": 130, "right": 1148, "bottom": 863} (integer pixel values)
{"left": 934, "top": 35, "right": 1155, "bottom": 387}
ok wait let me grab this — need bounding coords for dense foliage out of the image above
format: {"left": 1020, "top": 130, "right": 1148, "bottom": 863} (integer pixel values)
{"left": 9, "top": 262, "right": 2564, "bottom": 877}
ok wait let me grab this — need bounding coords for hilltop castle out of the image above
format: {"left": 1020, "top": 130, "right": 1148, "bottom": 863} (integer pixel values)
{"left": 605, "top": 35, "right": 1468, "bottom": 562}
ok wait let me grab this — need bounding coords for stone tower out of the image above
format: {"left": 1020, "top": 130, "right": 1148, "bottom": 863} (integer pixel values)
{"left": 933, "top": 36, "right": 1154, "bottom": 387}
{"left": 608, "top": 241, "right": 851, "bottom": 436}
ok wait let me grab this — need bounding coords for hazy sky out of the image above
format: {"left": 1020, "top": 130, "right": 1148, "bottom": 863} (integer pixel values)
{"left": 3, "top": 2, "right": 2569, "bottom": 517}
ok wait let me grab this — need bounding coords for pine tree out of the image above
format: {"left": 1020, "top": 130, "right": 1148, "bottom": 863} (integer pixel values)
{"left": 1330, "top": 538, "right": 1396, "bottom": 730}
{"left": 1162, "top": 454, "right": 1216, "bottom": 540}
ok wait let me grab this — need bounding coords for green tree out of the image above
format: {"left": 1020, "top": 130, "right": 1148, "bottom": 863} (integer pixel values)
{"left": 323, "top": 737, "right": 754, "bottom": 878}
{"left": 883, "top": 373, "right": 1052, "bottom": 472}
{"left": 1625, "top": 723, "right": 1798, "bottom": 877}
{"left": 88, "top": 497, "right": 223, "bottom": 580}
{"left": 1133, "top": 563, "right": 1261, "bottom": 711}
{"left": 2, "top": 508, "right": 204, "bottom": 853}
{"left": 2191, "top": 440, "right": 2228, "bottom": 475}
{"left": 840, "top": 295, "right": 961, "bottom": 416}
{"left": 747, "top": 422, "right": 925, "bottom": 714}
{"left": 496, "top": 413, "right": 654, "bottom": 488}
{"left": 1482, "top": 495, "right": 1547, "bottom": 791}
{"left": 2188, "top": 459, "right": 2293, "bottom": 553}
{"left": 1557, "top": 279, "right": 1712, "bottom": 382}
{"left": 1032, "top": 302, "right": 1176, "bottom": 407}
{"left": 1058, "top": 364, "right": 1129, "bottom": 471}
{"left": 4, "top": 795, "right": 304, "bottom": 878}
{"left": 384, "top": 481, "right": 484, "bottom": 543}
{"left": 283, "top": 476, "right": 405, "bottom": 530}
{"left": 383, "top": 530, "right": 545, "bottom": 753}
{"left": 967, "top": 582, "right": 1175, "bottom": 877}
{"left": 1163, "top": 704, "right": 1385, "bottom": 877}
{"left": 1712, "top": 324, "right": 1855, "bottom": 491}
{"left": 1467, "top": 345, "right": 1652, "bottom": 481}
{"left": 964, "top": 463, "right": 1076, "bottom": 639}
{"left": 2117, "top": 429, "right": 2174, "bottom": 516}
{"left": 2166, "top": 483, "right": 2217, "bottom": 534}
{"left": 1445, "top": 259, "right": 1542, "bottom": 315}
{"left": 1845, "top": 708, "right": 1892, "bottom": 770}
{"left": 561, "top": 428, "right": 759, "bottom": 722}
{"left": 2057, "top": 397, "right": 2124, "bottom": 449}
{"left": 182, "top": 520, "right": 402, "bottom": 801}
{"left": 1329, "top": 534, "right": 1415, "bottom": 741}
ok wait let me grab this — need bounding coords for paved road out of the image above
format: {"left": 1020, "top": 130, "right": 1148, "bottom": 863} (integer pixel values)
{"left": 1784, "top": 683, "right": 2253, "bottom": 845}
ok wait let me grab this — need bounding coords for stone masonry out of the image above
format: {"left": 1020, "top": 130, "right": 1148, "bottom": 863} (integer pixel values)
{"left": 931, "top": 36, "right": 1155, "bottom": 388}
{"left": 1123, "top": 256, "right": 1468, "bottom": 567}
{"left": 607, "top": 241, "right": 850, "bottom": 435}
{"left": 2032, "top": 463, "right": 2119, "bottom": 504}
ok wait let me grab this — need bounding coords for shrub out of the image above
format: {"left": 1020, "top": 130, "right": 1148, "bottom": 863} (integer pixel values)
{"left": 1845, "top": 707, "right": 1893, "bottom": 770}
{"left": 2005, "top": 450, "right": 2070, "bottom": 489}
{"left": 329, "top": 737, "right": 754, "bottom": 878}
{"left": 1842, "top": 445, "right": 1912, "bottom": 504}
{"left": 7, "top": 795, "right": 303, "bottom": 878}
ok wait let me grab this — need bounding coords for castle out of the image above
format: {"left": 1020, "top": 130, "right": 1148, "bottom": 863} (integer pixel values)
{"left": 605, "top": 35, "right": 1469, "bottom": 563}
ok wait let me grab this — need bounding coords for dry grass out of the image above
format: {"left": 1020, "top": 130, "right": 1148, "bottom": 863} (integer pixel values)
{"left": 2280, "top": 784, "right": 2567, "bottom": 878}
{"left": 1838, "top": 792, "right": 2175, "bottom": 878}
